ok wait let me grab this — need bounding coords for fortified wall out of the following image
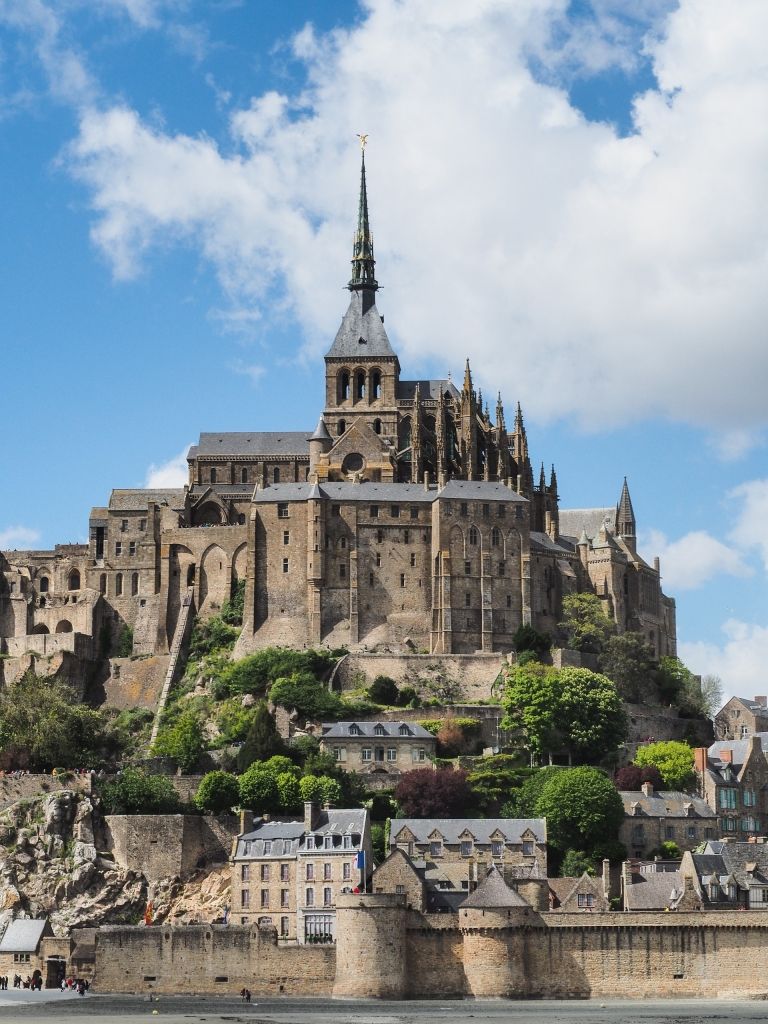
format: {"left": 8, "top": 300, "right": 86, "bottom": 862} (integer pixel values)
{"left": 92, "top": 898, "right": 768, "bottom": 999}
{"left": 103, "top": 814, "right": 239, "bottom": 882}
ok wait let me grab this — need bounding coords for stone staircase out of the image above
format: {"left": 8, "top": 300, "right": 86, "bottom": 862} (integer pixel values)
{"left": 149, "top": 587, "right": 195, "bottom": 748}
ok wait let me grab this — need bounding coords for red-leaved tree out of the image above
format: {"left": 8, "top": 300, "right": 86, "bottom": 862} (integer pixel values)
{"left": 614, "top": 764, "right": 664, "bottom": 791}
{"left": 394, "top": 768, "right": 471, "bottom": 817}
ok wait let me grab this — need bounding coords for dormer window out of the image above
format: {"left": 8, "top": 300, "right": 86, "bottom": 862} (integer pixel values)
{"left": 398, "top": 724, "right": 410, "bottom": 736}
{"left": 374, "top": 724, "right": 385, "bottom": 736}
{"left": 709, "top": 883, "right": 719, "bottom": 900}
{"left": 631, "top": 802, "right": 642, "bottom": 816}
{"left": 348, "top": 723, "right": 361, "bottom": 735}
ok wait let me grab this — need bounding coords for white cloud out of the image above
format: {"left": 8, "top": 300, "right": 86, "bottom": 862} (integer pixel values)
{"left": 144, "top": 445, "right": 190, "bottom": 488}
{"left": 58, "top": 0, "right": 768, "bottom": 433}
{"left": 231, "top": 361, "right": 266, "bottom": 387}
{"left": 0, "top": 526, "right": 41, "bottom": 550}
{"left": 642, "top": 528, "right": 751, "bottom": 590}
{"left": 680, "top": 620, "right": 768, "bottom": 705}
{"left": 708, "top": 429, "right": 763, "bottom": 462}
{"left": 729, "top": 478, "right": 768, "bottom": 570}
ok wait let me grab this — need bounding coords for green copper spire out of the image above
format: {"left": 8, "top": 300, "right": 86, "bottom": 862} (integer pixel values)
{"left": 349, "top": 145, "right": 378, "bottom": 293}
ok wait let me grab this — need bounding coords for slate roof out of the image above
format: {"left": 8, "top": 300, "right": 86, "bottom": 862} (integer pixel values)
{"left": 708, "top": 735, "right": 768, "bottom": 770}
{"left": 235, "top": 809, "right": 368, "bottom": 860}
{"left": 624, "top": 870, "right": 685, "bottom": 910}
{"left": 326, "top": 290, "right": 397, "bottom": 360}
{"left": 398, "top": 379, "right": 461, "bottom": 401}
{"left": 196, "top": 432, "right": 310, "bottom": 456}
{"left": 438, "top": 480, "right": 526, "bottom": 503}
{"left": 529, "top": 531, "right": 574, "bottom": 554}
{"left": 619, "top": 790, "right": 715, "bottom": 818}
{"left": 558, "top": 507, "right": 616, "bottom": 542}
{"left": 322, "top": 721, "right": 434, "bottom": 739}
{"left": 725, "top": 696, "right": 768, "bottom": 714}
{"left": 461, "top": 865, "right": 528, "bottom": 909}
{"left": 190, "top": 484, "right": 254, "bottom": 498}
{"left": 0, "top": 919, "right": 49, "bottom": 952}
{"left": 691, "top": 843, "right": 768, "bottom": 901}
{"left": 109, "top": 489, "right": 185, "bottom": 512}
{"left": 391, "top": 818, "right": 546, "bottom": 846}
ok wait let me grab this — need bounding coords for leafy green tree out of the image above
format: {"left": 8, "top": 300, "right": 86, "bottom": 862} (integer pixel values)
{"left": 239, "top": 763, "right": 280, "bottom": 813}
{"left": 299, "top": 774, "right": 342, "bottom": 805}
{"left": 512, "top": 624, "right": 551, "bottom": 658}
{"left": 633, "top": 741, "right": 695, "bottom": 789}
{"left": 368, "top": 675, "right": 399, "bottom": 705}
{"left": 467, "top": 756, "right": 532, "bottom": 815}
{"left": 100, "top": 768, "right": 181, "bottom": 815}
{"left": 559, "top": 592, "right": 616, "bottom": 653}
{"left": 215, "top": 700, "right": 257, "bottom": 744}
{"left": 115, "top": 626, "right": 134, "bottom": 658}
{"left": 0, "top": 673, "right": 120, "bottom": 771}
{"left": 221, "top": 579, "right": 245, "bottom": 626}
{"left": 501, "top": 663, "right": 627, "bottom": 764}
{"left": 194, "top": 771, "right": 240, "bottom": 814}
{"left": 371, "top": 823, "right": 387, "bottom": 865}
{"left": 188, "top": 616, "right": 239, "bottom": 660}
{"left": 598, "top": 632, "right": 655, "bottom": 703}
{"left": 276, "top": 771, "right": 302, "bottom": 812}
{"left": 559, "top": 849, "right": 596, "bottom": 877}
{"left": 260, "top": 755, "right": 299, "bottom": 779}
{"left": 236, "top": 702, "right": 286, "bottom": 772}
{"left": 649, "top": 840, "right": 681, "bottom": 859}
{"left": 269, "top": 672, "right": 346, "bottom": 720}
{"left": 219, "top": 648, "right": 336, "bottom": 699}
{"left": 502, "top": 766, "right": 563, "bottom": 817}
{"left": 152, "top": 709, "right": 205, "bottom": 772}
{"left": 535, "top": 766, "right": 624, "bottom": 855}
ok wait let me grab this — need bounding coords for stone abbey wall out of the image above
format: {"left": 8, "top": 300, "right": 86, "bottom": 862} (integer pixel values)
{"left": 333, "top": 652, "right": 505, "bottom": 702}
{"left": 103, "top": 814, "right": 238, "bottom": 882}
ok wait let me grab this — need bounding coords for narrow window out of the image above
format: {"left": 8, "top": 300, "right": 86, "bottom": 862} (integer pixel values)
{"left": 410, "top": 506, "right": 418, "bottom": 519}
{"left": 340, "top": 370, "right": 350, "bottom": 402}
{"left": 482, "top": 503, "right": 490, "bottom": 518}
{"left": 506, "top": 594, "right": 512, "bottom": 608}
{"left": 370, "top": 505, "right": 379, "bottom": 518}
{"left": 464, "top": 560, "right": 471, "bottom": 574}
{"left": 460, "top": 502, "right": 468, "bottom": 517}
{"left": 377, "top": 530, "right": 383, "bottom": 543}
{"left": 39, "top": 576, "right": 49, "bottom": 593}
{"left": 410, "top": 553, "right": 416, "bottom": 567}
{"left": 338, "top": 419, "right": 346, "bottom": 436}
{"left": 131, "top": 572, "right": 139, "bottom": 596}
{"left": 355, "top": 370, "right": 366, "bottom": 400}
{"left": 369, "top": 572, "right": 374, "bottom": 586}
{"left": 491, "top": 527, "right": 500, "bottom": 547}
{"left": 273, "top": 467, "right": 280, "bottom": 484}
{"left": 241, "top": 467, "right": 248, "bottom": 483}
{"left": 373, "top": 418, "right": 382, "bottom": 434}
{"left": 282, "top": 558, "right": 289, "bottom": 573}
{"left": 280, "top": 864, "right": 290, "bottom": 881}
{"left": 400, "top": 573, "right": 405, "bottom": 588}
{"left": 210, "top": 468, "right": 217, "bottom": 484}
{"left": 499, "top": 560, "right": 506, "bottom": 576}
{"left": 306, "top": 888, "right": 314, "bottom": 907}
{"left": 375, "top": 552, "right": 381, "bottom": 567}
{"left": 283, "top": 530, "right": 290, "bottom": 545}
{"left": 115, "top": 573, "right": 123, "bottom": 597}
{"left": 498, "top": 504, "right": 506, "bottom": 517}
{"left": 129, "top": 541, "right": 136, "bottom": 556}
{"left": 465, "top": 592, "right": 471, "bottom": 606}
{"left": 391, "top": 505, "right": 400, "bottom": 518}
{"left": 340, "top": 564, "right": 346, "bottom": 579}
{"left": 115, "top": 542, "right": 122, "bottom": 556}
{"left": 277, "top": 503, "right": 289, "bottom": 519}
{"left": 469, "top": 525, "right": 478, "bottom": 545}
{"left": 261, "top": 864, "right": 270, "bottom": 881}
{"left": 99, "top": 574, "right": 107, "bottom": 594}
{"left": 403, "top": 529, "right": 409, "bottom": 543}
{"left": 372, "top": 370, "right": 382, "bottom": 399}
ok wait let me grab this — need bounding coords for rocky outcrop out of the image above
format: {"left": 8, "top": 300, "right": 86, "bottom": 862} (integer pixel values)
{"left": 0, "top": 791, "right": 230, "bottom": 936}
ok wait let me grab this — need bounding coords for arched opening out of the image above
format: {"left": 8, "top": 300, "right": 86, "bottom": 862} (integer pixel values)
{"left": 131, "top": 572, "right": 139, "bottom": 596}
{"left": 241, "top": 467, "right": 248, "bottom": 483}
{"left": 273, "top": 467, "right": 280, "bottom": 484}
{"left": 99, "top": 573, "right": 107, "bottom": 594}
{"left": 491, "top": 527, "right": 500, "bottom": 547}
{"left": 338, "top": 370, "right": 350, "bottom": 403}
{"left": 355, "top": 370, "right": 366, "bottom": 402}
{"left": 55, "top": 620, "right": 73, "bottom": 634}
{"left": 115, "top": 573, "right": 123, "bottom": 597}
{"left": 237, "top": 513, "right": 246, "bottom": 525}
{"left": 187, "top": 564, "right": 196, "bottom": 586}
{"left": 469, "top": 525, "right": 479, "bottom": 545}
{"left": 38, "top": 576, "right": 49, "bottom": 593}
{"left": 196, "top": 502, "right": 223, "bottom": 526}
{"left": 67, "top": 569, "right": 80, "bottom": 592}
{"left": 32, "top": 623, "right": 49, "bottom": 635}
{"left": 200, "top": 544, "right": 228, "bottom": 612}
{"left": 373, "top": 418, "right": 382, "bottom": 435}
{"left": 338, "top": 419, "right": 346, "bottom": 436}
{"left": 372, "top": 370, "right": 382, "bottom": 399}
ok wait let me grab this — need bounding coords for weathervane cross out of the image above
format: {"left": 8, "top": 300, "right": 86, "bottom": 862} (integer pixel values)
{"left": 356, "top": 133, "right": 368, "bottom": 150}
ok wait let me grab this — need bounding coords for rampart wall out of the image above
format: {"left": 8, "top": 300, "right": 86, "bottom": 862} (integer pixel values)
{"left": 333, "top": 653, "right": 505, "bottom": 702}
{"left": 0, "top": 774, "right": 92, "bottom": 812}
{"left": 103, "top": 814, "right": 238, "bottom": 881}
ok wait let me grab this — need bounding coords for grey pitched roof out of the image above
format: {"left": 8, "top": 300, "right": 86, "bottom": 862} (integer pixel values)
{"left": 438, "top": 480, "right": 526, "bottom": 503}
{"left": 326, "top": 290, "right": 397, "bottom": 360}
{"left": 0, "top": 919, "right": 49, "bottom": 952}
{"left": 692, "top": 845, "right": 768, "bottom": 899}
{"left": 398, "top": 379, "right": 461, "bottom": 401}
{"left": 190, "top": 484, "right": 253, "bottom": 498}
{"left": 728, "top": 696, "right": 768, "bottom": 714}
{"left": 322, "top": 721, "right": 434, "bottom": 740}
{"left": 708, "top": 734, "right": 768, "bottom": 769}
{"left": 252, "top": 479, "right": 529, "bottom": 505}
{"left": 235, "top": 808, "right": 368, "bottom": 860}
{"left": 529, "top": 531, "right": 574, "bottom": 554}
{"left": 619, "top": 791, "right": 715, "bottom": 818}
{"left": 461, "top": 865, "right": 528, "bottom": 909}
{"left": 558, "top": 507, "right": 616, "bottom": 542}
{"left": 624, "top": 870, "right": 685, "bottom": 911}
{"left": 391, "top": 818, "right": 546, "bottom": 846}
{"left": 196, "top": 432, "right": 310, "bottom": 457}
{"left": 109, "top": 489, "right": 185, "bottom": 512}
{"left": 301, "top": 808, "right": 368, "bottom": 842}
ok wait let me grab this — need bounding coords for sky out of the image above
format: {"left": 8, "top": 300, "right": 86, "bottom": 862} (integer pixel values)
{"left": 1, "top": 0, "right": 766, "bottom": 703}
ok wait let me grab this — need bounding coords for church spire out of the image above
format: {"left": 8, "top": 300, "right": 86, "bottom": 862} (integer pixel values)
{"left": 617, "top": 476, "right": 637, "bottom": 551}
{"left": 349, "top": 142, "right": 378, "bottom": 294}
{"left": 496, "top": 392, "right": 506, "bottom": 432}
{"left": 463, "top": 358, "right": 473, "bottom": 394}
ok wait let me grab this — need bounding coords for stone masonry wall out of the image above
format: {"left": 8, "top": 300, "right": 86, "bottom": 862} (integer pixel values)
{"left": 0, "top": 773, "right": 91, "bottom": 812}
{"left": 333, "top": 652, "right": 505, "bottom": 702}
{"left": 103, "top": 814, "right": 238, "bottom": 882}
{"left": 93, "top": 924, "right": 335, "bottom": 995}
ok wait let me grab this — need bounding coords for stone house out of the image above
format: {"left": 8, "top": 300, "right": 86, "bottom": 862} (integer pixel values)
{"left": 679, "top": 840, "right": 768, "bottom": 910}
{"left": 621, "top": 859, "right": 689, "bottom": 911}
{"left": 548, "top": 872, "right": 610, "bottom": 912}
{"left": 0, "top": 918, "right": 68, "bottom": 986}
{"left": 231, "top": 802, "right": 372, "bottom": 943}
{"left": 619, "top": 782, "right": 716, "bottom": 859}
{"left": 319, "top": 720, "right": 436, "bottom": 779}
{"left": 714, "top": 696, "right": 768, "bottom": 740}
{"left": 695, "top": 735, "right": 768, "bottom": 839}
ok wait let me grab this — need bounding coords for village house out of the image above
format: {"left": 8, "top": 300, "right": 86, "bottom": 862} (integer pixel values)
{"left": 620, "top": 859, "right": 689, "bottom": 911}
{"left": 679, "top": 840, "right": 768, "bottom": 910}
{"left": 695, "top": 735, "right": 768, "bottom": 838}
{"left": 714, "top": 696, "right": 768, "bottom": 740}
{"left": 319, "top": 720, "right": 436, "bottom": 779}
{"left": 231, "top": 802, "right": 372, "bottom": 943}
{"left": 0, "top": 919, "right": 68, "bottom": 987}
{"left": 619, "top": 781, "right": 716, "bottom": 859}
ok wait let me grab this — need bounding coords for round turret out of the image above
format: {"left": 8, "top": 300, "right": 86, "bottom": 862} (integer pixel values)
{"left": 332, "top": 893, "right": 408, "bottom": 999}
{"left": 459, "top": 865, "right": 532, "bottom": 997}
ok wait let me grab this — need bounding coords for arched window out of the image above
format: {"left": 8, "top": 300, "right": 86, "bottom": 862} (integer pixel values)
{"left": 115, "top": 572, "right": 123, "bottom": 597}
{"left": 273, "top": 467, "right": 280, "bottom": 484}
{"left": 241, "top": 467, "right": 248, "bottom": 483}
{"left": 372, "top": 370, "right": 382, "bottom": 399}
{"left": 491, "top": 527, "right": 500, "bottom": 547}
{"left": 355, "top": 370, "right": 366, "bottom": 401}
{"left": 373, "top": 418, "right": 382, "bottom": 435}
{"left": 469, "top": 525, "right": 479, "bottom": 546}
{"left": 187, "top": 564, "right": 196, "bottom": 586}
{"left": 338, "top": 419, "right": 346, "bottom": 436}
{"left": 131, "top": 572, "right": 139, "bottom": 596}
{"left": 339, "top": 370, "right": 350, "bottom": 402}
{"left": 99, "top": 574, "right": 107, "bottom": 594}
{"left": 67, "top": 569, "right": 80, "bottom": 591}
{"left": 210, "top": 467, "right": 217, "bottom": 484}
{"left": 39, "top": 576, "right": 49, "bottom": 593}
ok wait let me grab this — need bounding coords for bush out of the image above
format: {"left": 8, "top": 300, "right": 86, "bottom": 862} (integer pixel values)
{"left": 633, "top": 741, "right": 695, "bottom": 790}
{"left": 368, "top": 675, "right": 399, "bottom": 705}
{"left": 188, "top": 617, "right": 239, "bottom": 660}
{"left": 152, "top": 709, "right": 205, "bottom": 772}
{"left": 397, "top": 686, "right": 420, "bottom": 707}
{"left": 394, "top": 767, "right": 471, "bottom": 817}
{"left": 221, "top": 579, "right": 245, "bottom": 626}
{"left": 194, "top": 771, "right": 240, "bottom": 814}
{"left": 101, "top": 768, "right": 181, "bottom": 815}
{"left": 559, "top": 849, "right": 596, "bottom": 878}
{"left": 238, "top": 764, "right": 280, "bottom": 814}
{"left": 270, "top": 672, "right": 347, "bottom": 720}
{"left": 614, "top": 764, "right": 664, "bottom": 790}
{"left": 299, "top": 775, "right": 342, "bottom": 805}
{"left": 218, "top": 648, "right": 337, "bottom": 700}
{"left": 215, "top": 700, "right": 258, "bottom": 745}
{"left": 512, "top": 624, "right": 551, "bottom": 658}
{"left": 115, "top": 626, "right": 134, "bottom": 658}
{"left": 236, "top": 703, "right": 286, "bottom": 772}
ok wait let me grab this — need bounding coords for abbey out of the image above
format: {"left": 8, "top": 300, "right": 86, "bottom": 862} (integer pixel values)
{"left": 0, "top": 153, "right": 676, "bottom": 662}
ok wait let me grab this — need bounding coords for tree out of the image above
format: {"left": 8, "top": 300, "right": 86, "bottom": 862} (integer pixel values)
{"left": 559, "top": 849, "right": 596, "bottom": 878}
{"left": 368, "top": 675, "right": 399, "bottom": 705}
{"left": 152, "top": 709, "right": 205, "bottom": 772}
{"left": 276, "top": 771, "right": 302, "bottom": 812}
{"left": 559, "top": 592, "right": 616, "bottom": 653}
{"left": 512, "top": 624, "right": 551, "bottom": 659}
{"left": 221, "top": 578, "right": 245, "bottom": 626}
{"left": 299, "top": 774, "right": 342, "bottom": 805}
{"left": 467, "top": 756, "right": 531, "bottom": 815}
{"left": 101, "top": 768, "right": 181, "bottom": 815}
{"left": 649, "top": 840, "right": 681, "bottom": 859}
{"left": 194, "top": 771, "right": 240, "bottom": 814}
{"left": 371, "top": 823, "right": 387, "bottom": 865}
{"left": 501, "top": 766, "right": 562, "bottom": 818}
{"left": 501, "top": 663, "right": 627, "bottom": 764}
{"left": 598, "top": 632, "right": 655, "bottom": 703}
{"left": 269, "top": 672, "right": 346, "bottom": 720}
{"left": 394, "top": 768, "right": 471, "bottom": 817}
{"left": 613, "top": 764, "right": 664, "bottom": 790}
{"left": 115, "top": 626, "right": 134, "bottom": 658}
{"left": 238, "top": 764, "right": 280, "bottom": 814}
{"left": 699, "top": 674, "right": 724, "bottom": 717}
{"left": 633, "top": 741, "right": 695, "bottom": 790}
{"left": 0, "top": 672, "right": 119, "bottom": 771}
{"left": 435, "top": 720, "right": 468, "bottom": 757}
{"left": 534, "top": 766, "right": 625, "bottom": 855}
{"left": 236, "top": 702, "right": 285, "bottom": 772}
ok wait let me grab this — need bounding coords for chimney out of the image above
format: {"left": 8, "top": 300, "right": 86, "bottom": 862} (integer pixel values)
{"left": 304, "top": 800, "right": 320, "bottom": 831}
{"left": 602, "top": 859, "right": 612, "bottom": 901}
{"left": 641, "top": 781, "right": 654, "bottom": 798}
{"left": 239, "top": 809, "right": 254, "bottom": 834}
{"left": 693, "top": 747, "right": 708, "bottom": 774}
{"left": 755, "top": 696, "right": 768, "bottom": 708}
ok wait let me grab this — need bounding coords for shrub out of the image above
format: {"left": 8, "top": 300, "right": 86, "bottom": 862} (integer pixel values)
{"left": 152, "top": 709, "right": 205, "bottom": 772}
{"left": 194, "top": 771, "right": 240, "bottom": 814}
{"left": 394, "top": 768, "right": 471, "bottom": 817}
{"left": 238, "top": 764, "right": 280, "bottom": 814}
{"left": 115, "top": 626, "right": 134, "bottom": 658}
{"left": 221, "top": 579, "right": 245, "bottom": 626}
{"left": 368, "top": 675, "right": 399, "bottom": 705}
{"left": 633, "top": 741, "right": 695, "bottom": 790}
{"left": 236, "top": 703, "right": 286, "bottom": 772}
{"left": 559, "top": 849, "right": 596, "bottom": 878}
{"left": 614, "top": 764, "right": 664, "bottom": 790}
{"left": 188, "top": 617, "right": 239, "bottom": 660}
{"left": 101, "top": 768, "right": 181, "bottom": 815}
{"left": 397, "top": 686, "right": 420, "bottom": 707}
{"left": 512, "top": 624, "right": 551, "bottom": 657}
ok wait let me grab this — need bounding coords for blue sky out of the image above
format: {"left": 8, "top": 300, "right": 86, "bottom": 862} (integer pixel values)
{"left": 1, "top": 0, "right": 766, "bottom": 700}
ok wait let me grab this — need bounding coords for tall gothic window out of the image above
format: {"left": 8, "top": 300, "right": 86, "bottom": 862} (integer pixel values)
{"left": 372, "top": 370, "right": 382, "bottom": 399}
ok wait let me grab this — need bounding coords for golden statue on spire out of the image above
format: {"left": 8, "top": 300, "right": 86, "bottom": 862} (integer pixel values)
{"left": 356, "top": 133, "right": 368, "bottom": 150}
